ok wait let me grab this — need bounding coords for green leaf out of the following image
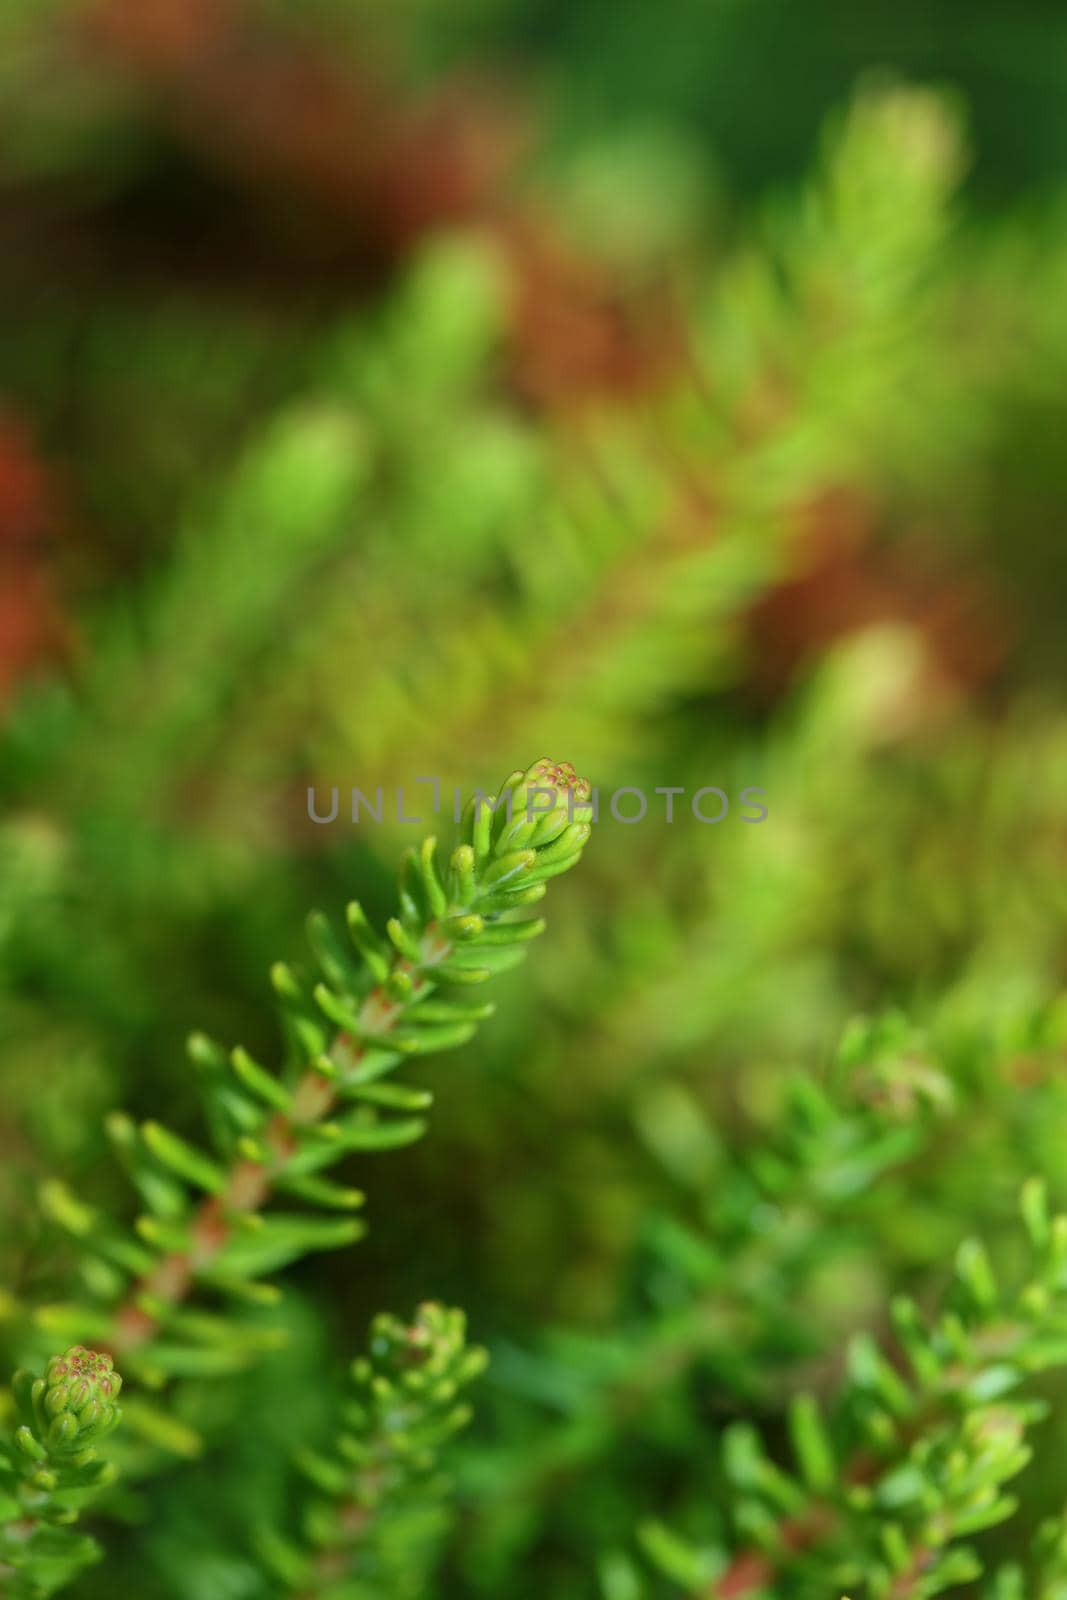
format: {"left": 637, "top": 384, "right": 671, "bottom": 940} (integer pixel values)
{"left": 330, "top": 1112, "right": 428, "bottom": 1151}
{"left": 274, "top": 1171, "right": 366, "bottom": 1210}
{"left": 789, "top": 1392, "right": 835, "bottom": 1494}
{"left": 389, "top": 1021, "right": 477, "bottom": 1054}
{"left": 345, "top": 1080, "right": 433, "bottom": 1111}
{"left": 141, "top": 1122, "right": 225, "bottom": 1194}
{"left": 230, "top": 1047, "right": 292, "bottom": 1111}
{"left": 210, "top": 1214, "right": 367, "bottom": 1278}
{"left": 638, "top": 1521, "right": 720, "bottom": 1588}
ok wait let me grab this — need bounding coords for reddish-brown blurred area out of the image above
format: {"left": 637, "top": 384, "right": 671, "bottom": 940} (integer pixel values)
{"left": 0, "top": 416, "right": 71, "bottom": 702}
{"left": 1, "top": 0, "right": 1022, "bottom": 720}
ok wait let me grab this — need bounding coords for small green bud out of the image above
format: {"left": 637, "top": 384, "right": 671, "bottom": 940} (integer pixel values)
{"left": 33, "top": 1347, "right": 123, "bottom": 1455}
{"left": 362, "top": 1303, "right": 480, "bottom": 1389}
{"left": 15, "top": 1425, "right": 46, "bottom": 1462}
{"left": 482, "top": 850, "right": 536, "bottom": 890}
{"left": 494, "top": 759, "right": 593, "bottom": 851}
{"left": 48, "top": 1412, "right": 79, "bottom": 1448}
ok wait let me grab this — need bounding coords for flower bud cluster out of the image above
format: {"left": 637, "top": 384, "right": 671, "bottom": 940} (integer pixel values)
{"left": 31, "top": 1346, "right": 123, "bottom": 1455}
{"left": 489, "top": 757, "right": 594, "bottom": 856}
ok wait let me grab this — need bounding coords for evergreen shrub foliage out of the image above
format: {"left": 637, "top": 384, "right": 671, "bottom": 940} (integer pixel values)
{"left": 1, "top": 8, "right": 1066, "bottom": 1598}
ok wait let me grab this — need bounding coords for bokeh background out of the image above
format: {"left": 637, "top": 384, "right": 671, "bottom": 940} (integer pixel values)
{"left": 1, "top": 2, "right": 1066, "bottom": 1596}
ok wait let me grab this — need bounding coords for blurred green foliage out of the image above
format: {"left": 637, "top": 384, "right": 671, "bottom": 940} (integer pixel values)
{"left": 0, "top": 2, "right": 1065, "bottom": 1597}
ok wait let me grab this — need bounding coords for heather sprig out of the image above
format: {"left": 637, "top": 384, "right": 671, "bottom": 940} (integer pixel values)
{"left": 0, "top": 1348, "right": 123, "bottom": 1598}
{"left": 35, "top": 760, "right": 590, "bottom": 1406}
{"left": 641, "top": 1181, "right": 1067, "bottom": 1599}
{"left": 259, "top": 1303, "right": 486, "bottom": 1599}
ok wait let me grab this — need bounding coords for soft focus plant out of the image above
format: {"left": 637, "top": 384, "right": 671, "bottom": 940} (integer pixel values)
{"left": 1, "top": 8, "right": 1066, "bottom": 1597}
